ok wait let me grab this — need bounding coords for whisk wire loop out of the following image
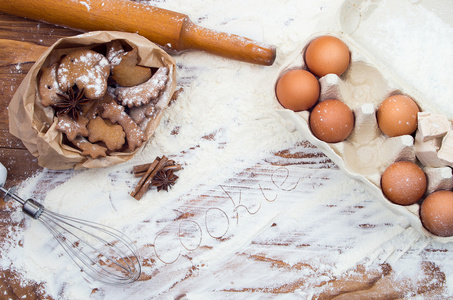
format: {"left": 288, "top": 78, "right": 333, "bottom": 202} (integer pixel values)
{"left": 39, "top": 208, "right": 141, "bottom": 285}
{"left": 0, "top": 184, "right": 141, "bottom": 285}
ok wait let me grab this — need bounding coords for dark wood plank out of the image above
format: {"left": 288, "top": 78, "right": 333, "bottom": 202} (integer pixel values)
{"left": 0, "top": 148, "right": 41, "bottom": 187}
{"left": 0, "top": 12, "right": 80, "bottom": 45}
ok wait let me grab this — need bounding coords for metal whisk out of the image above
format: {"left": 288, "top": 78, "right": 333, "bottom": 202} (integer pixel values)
{"left": 0, "top": 163, "right": 141, "bottom": 285}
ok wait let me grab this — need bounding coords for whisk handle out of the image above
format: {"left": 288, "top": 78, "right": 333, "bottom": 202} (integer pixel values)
{"left": 0, "top": 162, "right": 7, "bottom": 187}
{"left": 0, "top": 185, "right": 43, "bottom": 219}
{"left": 23, "top": 199, "right": 44, "bottom": 219}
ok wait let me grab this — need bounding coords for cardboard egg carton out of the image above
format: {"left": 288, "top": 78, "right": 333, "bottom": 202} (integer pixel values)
{"left": 273, "top": 27, "right": 453, "bottom": 242}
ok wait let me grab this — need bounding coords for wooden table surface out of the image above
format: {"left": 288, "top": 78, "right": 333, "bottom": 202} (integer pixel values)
{"left": 0, "top": 7, "right": 451, "bottom": 300}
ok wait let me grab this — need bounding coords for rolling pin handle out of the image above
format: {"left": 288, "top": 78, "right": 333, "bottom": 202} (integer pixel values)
{"left": 178, "top": 19, "right": 276, "bottom": 66}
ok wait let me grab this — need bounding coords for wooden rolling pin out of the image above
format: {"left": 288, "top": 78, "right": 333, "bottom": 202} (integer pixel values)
{"left": 0, "top": 0, "right": 276, "bottom": 66}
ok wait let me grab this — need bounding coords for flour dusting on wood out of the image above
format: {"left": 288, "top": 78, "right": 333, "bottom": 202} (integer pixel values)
{"left": 1, "top": 0, "right": 453, "bottom": 299}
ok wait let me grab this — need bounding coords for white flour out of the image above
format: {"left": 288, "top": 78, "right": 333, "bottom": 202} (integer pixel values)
{"left": 350, "top": 0, "right": 453, "bottom": 118}
{"left": 2, "top": 0, "right": 453, "bottom": 299}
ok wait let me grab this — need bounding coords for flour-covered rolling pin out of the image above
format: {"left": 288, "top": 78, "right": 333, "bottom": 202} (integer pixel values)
{"left": 0, "top": 0, "right": 276, "bottom": 66}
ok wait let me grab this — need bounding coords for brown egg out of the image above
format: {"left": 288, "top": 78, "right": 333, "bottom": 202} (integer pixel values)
{"left": 381, "top": 161, "right": 426, "bottom": 205}
{"left": 420, "top": 190, "right": 453, "bottom": 237}
{"left": 305, "top": 35, "right": 350, "bottom": 77}
{"left": 275, "top": 69, "right": 319, "bottom": 111}
{"left": 377, "top": 95, "right": 420, "bottom": 137}
{"left": 309, "top": 99, "right": 354, "bottom": 143}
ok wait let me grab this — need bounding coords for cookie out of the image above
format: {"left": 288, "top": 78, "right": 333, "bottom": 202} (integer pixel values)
{"left": 56, "top": 114, "right": 89, "bottom": 141}
{"left": 106, "top": 40, "right": 125, "bottom": 64}
{"left": 57, "top": 49, "right": 110, "bottom": 99}
{"left": 39, "top": 62, "right": 63, "bottom": 107}
{"left": 111, "top": 47, "right": 152, "bottom": 87}
{"left": 115, "top": 66, "right": 168, "bottom": 108}
{"left": 129, "top": 102, "right": 156, "bottom": 124}
{"left": 72, "top": 136, "right": 108, "bottom": 159}
{"left": 82, "top": 90, "right": 117, "bottom": 121}
{"left": 87, "top": 117, "right": 126, "bottom": 151}
{"left": 101, "top": 101, "right": 146, "bottom": 151}
{"left": 129, "top": 85, "right": 181, "bottom": 124}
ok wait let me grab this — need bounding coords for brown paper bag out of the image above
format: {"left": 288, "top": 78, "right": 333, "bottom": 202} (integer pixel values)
{"left": 8, "top": 31, "right": 177, "bottom": 170}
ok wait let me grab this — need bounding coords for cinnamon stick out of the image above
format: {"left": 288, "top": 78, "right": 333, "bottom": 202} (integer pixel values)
{"left": 132, "top": 162, "right": 154, "bottom": 174}
{"left": 132, "top": 159, "right": 176, "bottom": 174}
{"left": 133, "top": 156, "right": 169, "bottom": 200}
{"left": 130, "top": 157, "right": 160, "bottom": 198}
{"left": 134, "top": 164, "right": 182, "bottom": 177}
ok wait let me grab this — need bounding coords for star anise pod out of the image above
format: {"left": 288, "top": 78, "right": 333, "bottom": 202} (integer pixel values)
{"left": 151, "top": 169, "right": 179, "bottom": 192}
{"left": 54, "top": 85, "right": 91, "bottom": 121}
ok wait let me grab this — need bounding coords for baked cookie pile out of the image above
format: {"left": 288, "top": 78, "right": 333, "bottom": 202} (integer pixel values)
{"left": 38, "top": 41, "right": 169, "bottom": 159}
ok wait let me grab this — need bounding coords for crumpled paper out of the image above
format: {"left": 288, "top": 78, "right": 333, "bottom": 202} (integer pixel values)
{"left": 8, "top": 31, "right": 177, "bottom": 170}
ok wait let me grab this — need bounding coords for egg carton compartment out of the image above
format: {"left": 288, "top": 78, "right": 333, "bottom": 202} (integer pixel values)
{"left": 339, "top": 0, "right": 453, "bottom": 117}
{"left": 273, "top": 30, "right": 453, "bottom": 242}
